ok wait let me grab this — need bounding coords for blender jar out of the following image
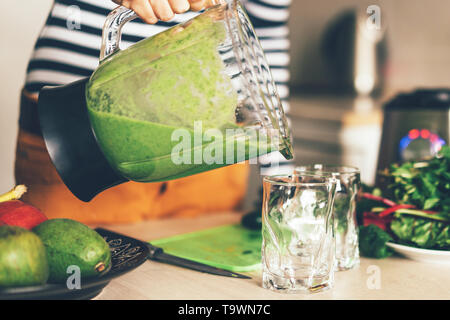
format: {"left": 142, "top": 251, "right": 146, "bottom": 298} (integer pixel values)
{"left": 37, "top": 0, "right": 293, "bottom": 201}
{"left": 86, "top": 0, "right": 293, "bottom": 182}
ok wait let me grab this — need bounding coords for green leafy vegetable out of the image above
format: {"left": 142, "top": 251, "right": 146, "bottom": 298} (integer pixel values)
{"left": 359, "top": 225, "right": 394, "bottom": 259}
{"left": 390, "top": 214, "right": 450, "bottom": 250}
{"left": 381, "top": 146, "right": 450, "bottom": 219}
{"left": 358, "top": 146, "right": 450, "bottom": 257}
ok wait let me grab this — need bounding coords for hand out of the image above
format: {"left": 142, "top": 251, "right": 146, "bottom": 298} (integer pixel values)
{"left": 112, "top": 0, "right": 215, "bottom": 24}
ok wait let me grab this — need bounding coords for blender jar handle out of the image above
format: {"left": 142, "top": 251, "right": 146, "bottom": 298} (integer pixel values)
{"left": 100, "top": 6, "right": 137, "bottom": 62}
{"left": 100, "top": 1, "right": 225, "bottom": 61}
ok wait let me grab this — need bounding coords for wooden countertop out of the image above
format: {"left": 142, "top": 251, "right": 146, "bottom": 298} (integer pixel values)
{"left": 92, "top": 213, "right": 449, "bottom": 300}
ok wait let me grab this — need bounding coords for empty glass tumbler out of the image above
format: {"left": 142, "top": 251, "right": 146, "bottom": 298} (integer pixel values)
{"left": 261, "top": 174, "right": 337, "bottom": 293}
{"left": 296, "top": 165, "right": 361, "bottom": 271}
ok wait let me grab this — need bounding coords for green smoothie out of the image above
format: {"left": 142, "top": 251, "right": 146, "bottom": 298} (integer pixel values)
{"left": 87, "top": 107, "right": 273, "bottom": 181}
{"left": 86, "top": 12, "right": 276, "bottom": 182}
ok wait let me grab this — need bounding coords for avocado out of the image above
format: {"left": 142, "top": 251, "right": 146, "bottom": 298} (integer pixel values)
{"left": 33, "top": 219, "right": 111, "bottom": 284}
{"left": 0, "top": 226, "right": 49, "bottom": 287}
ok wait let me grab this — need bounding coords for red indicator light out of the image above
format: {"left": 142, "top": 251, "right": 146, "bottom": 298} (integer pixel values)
{"left": 408, "top": 129, "right": 419, "bottom": 139}
{"left": 420, "top": 129, "right": 430, "bottom": 139}
{"left": 430, "top": 134, "right": 438, "bottom": 142}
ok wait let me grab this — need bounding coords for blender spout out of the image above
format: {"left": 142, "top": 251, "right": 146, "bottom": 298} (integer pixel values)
{"left": 280, "top": 140, "right": 294, "bottom": 160}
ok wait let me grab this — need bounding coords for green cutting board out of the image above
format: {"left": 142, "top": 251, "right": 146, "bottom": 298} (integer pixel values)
{"left": 151, "top": 224, "right": 262, "bottom": 272}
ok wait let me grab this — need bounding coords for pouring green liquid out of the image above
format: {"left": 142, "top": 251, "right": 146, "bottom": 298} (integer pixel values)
{"left": 86, "top": 13, "right": 280, "bottom": 182}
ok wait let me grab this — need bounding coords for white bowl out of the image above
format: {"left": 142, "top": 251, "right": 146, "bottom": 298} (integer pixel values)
{"left": 386, "top": 242, "right": 450, "bottom": 264}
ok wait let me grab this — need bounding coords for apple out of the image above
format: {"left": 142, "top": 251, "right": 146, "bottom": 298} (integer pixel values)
{"left": 0, "top": 200, "right": 47, "bottom": 230}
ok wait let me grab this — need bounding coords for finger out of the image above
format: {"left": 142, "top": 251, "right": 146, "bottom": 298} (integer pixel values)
{"left": 204, "top": 0, "right": 218, "bottom": 9}
{"left": 116, "top": 0, "right": 131, "bottom": 7}
{"left": 149, "top": 0, "right": 175, "bottom": 21}
{"left": 188, "top": 0, "right": 205, "bottom": 11}
{"left": 168, "top": 0, "right": 190, "bottom": 14}
{"left": 127, "top": 0, "right": 158, "bottom": 24}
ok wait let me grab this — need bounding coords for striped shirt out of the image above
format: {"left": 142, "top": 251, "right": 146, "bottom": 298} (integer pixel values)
{"left": 25, "top": 0, "right": 293, "bottom": 171}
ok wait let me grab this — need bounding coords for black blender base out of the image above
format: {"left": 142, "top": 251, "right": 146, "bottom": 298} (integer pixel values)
{"left": 38, "top": 78, "right": 127, "bottom": 202}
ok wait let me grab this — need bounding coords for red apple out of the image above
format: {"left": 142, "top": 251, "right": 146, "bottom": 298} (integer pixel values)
{"left": 0, "top": 200, "right": 23, "bottom": 214}
{"left": 0, "top": 200, "right": 47, "bottom": 230}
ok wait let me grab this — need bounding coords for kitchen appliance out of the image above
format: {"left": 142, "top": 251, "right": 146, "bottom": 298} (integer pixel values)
{"left": 376, "top": 89, "right": 449, "bottom": 174}
{"left": 37, "top": 1, "right": 293, "bottom": 202}
{"left": 321, "top": 7, "right": 388, "bottom": 96}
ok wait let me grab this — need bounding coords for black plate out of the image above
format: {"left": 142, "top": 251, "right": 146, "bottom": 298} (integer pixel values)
{"left": 0, "top": 228, "right": 150, "bottom": 300}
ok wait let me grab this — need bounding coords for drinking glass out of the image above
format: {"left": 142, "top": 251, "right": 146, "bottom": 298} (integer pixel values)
{"left": 295, "top": 165, "right": 361, "bottom": 271}
{"left": 261, "top": 174, "right": 337, "bottom": 293}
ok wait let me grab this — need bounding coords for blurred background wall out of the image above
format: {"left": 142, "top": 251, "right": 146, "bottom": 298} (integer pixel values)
{"left": 0, "top": 0, "right": 53, "bottom": 193}
{"left": 1, "top": 0, "right": 450, "bottom": 194}
{"left": 289, "top": 0, "right": 450, "bottom": 91}
{"left": 285, "top": 0, "right": 450, "bottom": 187}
